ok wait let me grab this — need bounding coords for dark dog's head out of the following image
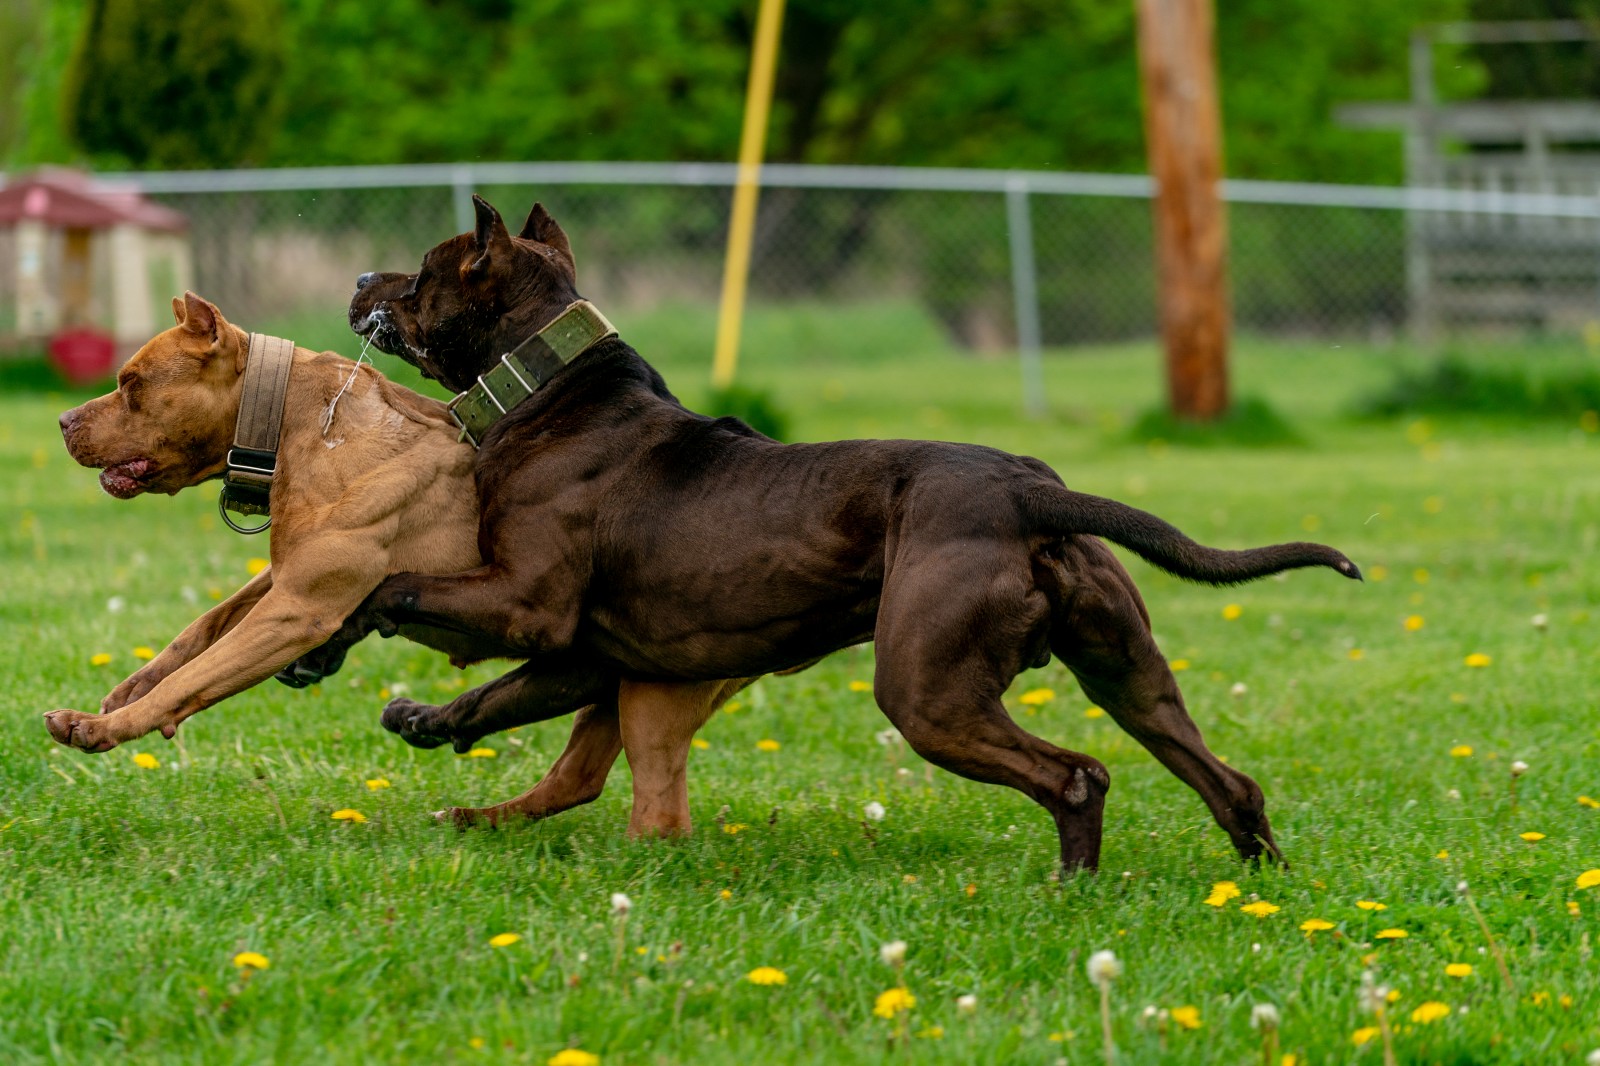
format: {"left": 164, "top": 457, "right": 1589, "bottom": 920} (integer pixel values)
{"left": 58, "top": 293, "right": 249, "bottom": 499}
{"left": 349, "top": 195, "right": 580, "bottom": 393}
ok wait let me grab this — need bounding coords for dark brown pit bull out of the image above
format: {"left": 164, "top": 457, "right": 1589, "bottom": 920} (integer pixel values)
{"left": 47, "top": 292, "right": 747, "bottom": 835}
{"left": 307, "top": 195, "right": 1361, "bottom": 871}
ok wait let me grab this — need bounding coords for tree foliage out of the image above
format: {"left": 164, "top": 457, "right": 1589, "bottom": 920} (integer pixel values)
{"left": 9, "top": 0, "right": 1496, "bottom": 183}
{"left": 62, "top": 0, "right": 287, "bottom": 168}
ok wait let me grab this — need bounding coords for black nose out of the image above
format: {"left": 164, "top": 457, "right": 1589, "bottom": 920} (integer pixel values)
{"left": 356, "top": 272, "right": 376, "bottom": 290}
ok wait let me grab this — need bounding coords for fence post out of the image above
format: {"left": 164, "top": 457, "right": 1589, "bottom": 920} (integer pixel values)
{"left": 451, "top": 165, "right": 475, "bottom": 236}
{"left": 1006, "top": 177, "right": 1046, "bottom": 417}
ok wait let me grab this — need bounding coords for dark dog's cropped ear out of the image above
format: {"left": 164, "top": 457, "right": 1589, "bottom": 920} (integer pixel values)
{"left": 519, "top": 202, "right": 576, "bottom": 272}
{"left": 469, "top": 194, "right": 512, "bottom": 276}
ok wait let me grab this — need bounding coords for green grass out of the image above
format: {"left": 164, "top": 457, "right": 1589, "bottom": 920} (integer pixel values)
{"left": 5, "top": 311, "right": 1600, "bottom": 1064}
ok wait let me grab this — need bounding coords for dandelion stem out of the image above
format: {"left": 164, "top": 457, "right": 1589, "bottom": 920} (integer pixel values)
{"left": 1262, "top": 1029, "right": 1277, "bottom": 1066}
{"left": 1100, "top": 982, "right": 1114, "bottom": 1065}
{"left": 1377, "top": 1006, "right": 1396, "bottom": 1066}
{"left": 1462, "top": 891, "right": 1516, "bottom": 993}
{"left": 612, "top": 913, "right": 627, "bottom": 978}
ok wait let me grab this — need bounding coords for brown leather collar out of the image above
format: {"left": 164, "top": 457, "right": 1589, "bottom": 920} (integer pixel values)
{"left": 219, "top": 332, "right": 295, "bottom": 534}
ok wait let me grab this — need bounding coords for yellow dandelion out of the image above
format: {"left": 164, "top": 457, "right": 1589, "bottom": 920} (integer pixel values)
{"left": 1386, "top": 989, "right": 1401, "bottom": 1004}
{"left": 207, "top": 586, "right": 223, "bottom": 600}
{"left": 1203, "top": 880, "right": 1241, "bottom": 907}
{"left": 1369, "top": 565, "right": 1389, "bottom": 582}
{"left": 722, "top": 823, "right": 748, "bottom": 835}
{"left": 1445, "top": 963, "right": 1473, "bottom": 978}
{"left": 132, "top": 646, "right": 155, "bottom": 660}
{"left": 547, "top": 1051, "right": 599, "bottom": 1066}
{"left": 1464, "top": 653, "right": 1491, "bottom": 668}
{"left": 1375, "top": 928, "right": 1408, "bottom": 940}
{"left": 965, "top": 883, "right": 977, "bottom": 897}
{"left": 90, "top": 652, "right": 112, "bottom": 666}
{"left": 1410, "top": 1001, "right": 1450, "bottom": 1024}
{"left": 1221, "top": 604, "right": 1242, "bottom": 621}
{"left": 1018, "top": 687, "right": 1055, "bottom": 706}
{"left": 873, "top": 988, "right": 916, "bottom": 1018}
{"left": 1240, "top": 901, "right": 1280, "bottom": 918}
{"left": 469, "top": 1037, "right": 485, "bottom": 1050}
{"left": 1579, "top": 795, "right": 1599, "bottom": 809}
{"left": 1169, "top": 658, "right": 1190, "bottom": 671}
{"left": 131, "top": 752, "right": 159, "bottom": 770}
{"left": 1047, "top": 1031, "right": 1073, "bottom": 1043}
{"left": 330, "top": 809, "right": 367, "bottom": 823}
{"left": 916, "top": 1026, "right": 944, "bottom": 1040}
{"left": 691, "top": 738, "right": 710, "bottom": 750}
{"left": 719, "top": 889, "right": 732, "bottom": 900}
{"left": 1299, "top": 918, "right": 1334, "bottom": 933}
{"left": 1084, "top": 706, "right": 1106, "bottom": 719}
{"left": 1348, "top": 648, "right": 1365, "bottom": 660}
{"left": 489, "top": 933, "right": 521, "bottom": 948}
{"left": 232, "top": 951, "right": 270, "bottom": 970}
{"left": 364, "top": 778, "right": 390, "bottom": 791}
{"left": 1575, "top": 869, "right": 1600, "bottom": 889}
{"left": 1351, "top": 1026, "right": 1379, "bottom": 1046}
{"left": 1404, "top": 615, "right": 1425, "bottom": 631}
{"left": 1169, "top": 1005, "right": 1202, "bottom": 1030}
{"left": 246, "top": 557, "right": 269, "bottom": 575}
{"left": 1436, "top": 850, "right": 1450, "bottom": 859}
{"left": 1450, "top": 745, "right": 1473, "bottom": 758}
{"left": 1413, "top": 568, "right": 1430, "bottom": 584}
{"left": 723, "top": 700, "right": 742, "bottom": 714}
{"left": 1520, "top": 831, "right": 1546, "bottom": 842}
{"left": 848, "top": 680, "right": 872, "bottom": 693}
{"left": 746, "top": 966, "right": 787, "bottom": 986}
{"left": 755, "top": 739, "right": 780, "bottom": 752}
{"left": 1355, "top": 900, "right": 1387, "bottom": 911}
{"left": 465, "top": 747, "right": 496, "bottom": 758}
{"left": 1566, "top": 901, "right": 1580, "bottom": 916}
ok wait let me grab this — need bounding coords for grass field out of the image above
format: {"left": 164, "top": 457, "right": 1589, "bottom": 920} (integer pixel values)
{"left": 3, "top": 306, "right": 1600, "bottom": 1064}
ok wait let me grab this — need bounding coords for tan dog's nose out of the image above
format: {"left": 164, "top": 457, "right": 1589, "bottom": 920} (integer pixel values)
{"left": 59, "top": 407, "right": 81, "bottom": 439}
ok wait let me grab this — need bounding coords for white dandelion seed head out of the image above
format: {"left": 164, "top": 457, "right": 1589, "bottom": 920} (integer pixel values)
{"left": 1251, "top": 942, "right": 1261, "bottom": 953}
{"left": 106, "top": 596, "right": 126, "bottom": 613}
{"left": 895, "top": 767, "right": 913, "bottom": 780}
{"left": 1585, "top": 1048, "right": 1600, "bottom": 1066}
{"left": 610, "top": 892, "right": 633, "bottom": 917}
{"left": 1531, "top": 613, "right": 1549, "bottom": 631}
{"left": 1086, "top": 949, "right": 1121, "bottom": 986}
{"left": 863, "top": 801, "right": 886, "bottom": 822}
{"left": 874, "top": 728, "right": 903, "bottom": 747}
{"left": 1141, "top": 1005, "right": 1158, "bottom": 1019}
{"left": 957, "top": 993, "right": 977, "bottom": 1014}
{"left": 1446, "top": 788, "right": 1462, "bottom": 800}
{"left": 880, "top": 940, "right": 907, "bottom": 966}
{"left": 1229, "top": 682, "right": 1248, "bottom": 698}
{"left": 1358, "top": 971, "right": 1389, "bottom": 1015}
{"left": 576, "top": 951, "right": 588, "bottom": 963}
{"left": 1510, "top": 760, "right": 1528, "bottom": 777}
{"left": 1250, "top": 1003, "right": 1280, "bottom": 1030}
{"left": 1456, "top": 880, "right": 1470, "bottom": 895}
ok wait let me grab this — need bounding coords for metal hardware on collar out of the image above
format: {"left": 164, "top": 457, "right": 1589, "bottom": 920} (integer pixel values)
{"left": 220, "top": 332, "right": 296, "bottom": 534}
{"left": 446, "top": 300, "right": 616, "bottom": 448}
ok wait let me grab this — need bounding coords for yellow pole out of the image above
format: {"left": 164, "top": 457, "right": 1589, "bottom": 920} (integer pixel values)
{"left": 711, "top": 0, "right": 786, "bottom": 389}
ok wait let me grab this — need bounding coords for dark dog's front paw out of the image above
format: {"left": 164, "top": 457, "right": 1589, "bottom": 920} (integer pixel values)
{"left": 379, "top": 697, "right": 456, "bottom": 750}
{"left": 274, "top": 642, "right": 351, "bottom": 689}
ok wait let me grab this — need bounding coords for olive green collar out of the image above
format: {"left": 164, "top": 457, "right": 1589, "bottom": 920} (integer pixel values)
{"left": 446, "top": 301, "right": 617, "bottom": 447}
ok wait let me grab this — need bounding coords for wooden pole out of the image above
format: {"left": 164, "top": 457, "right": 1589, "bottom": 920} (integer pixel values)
{"left": 1136, "top": 0, "right": 1230, "bottom": 421}
{"left": 711, "top": 0, "right": 786, "bottom": 390}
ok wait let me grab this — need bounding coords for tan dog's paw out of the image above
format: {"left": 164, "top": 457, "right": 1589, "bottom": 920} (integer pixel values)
{"left": 434, "top": 806, "right": 490, "bottom": 830}
{"left": 44, "top": 709, "right": 122, "bottom": 753}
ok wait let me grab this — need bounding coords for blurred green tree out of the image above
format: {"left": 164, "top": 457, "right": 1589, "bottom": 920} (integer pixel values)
{"left": 1470, "top": 0, "right": 1600, "bottom": 98}
{"left": 62, "top": 0, "right": 288, "bottom": 168}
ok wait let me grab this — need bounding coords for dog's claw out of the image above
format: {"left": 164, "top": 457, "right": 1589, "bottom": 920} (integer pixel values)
{"left": 379, "top": 698, "right": 451, "bottom": 750}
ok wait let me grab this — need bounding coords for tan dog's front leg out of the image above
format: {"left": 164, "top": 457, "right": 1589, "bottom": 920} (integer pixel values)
{"left": 620, "top": 678, "right": 750, "bottom": 838}
{"left": 101, "top": 568, "right": 274, "bottom": 713}
{"left": 46, "top": 586, "right": 347, "bottom": 752}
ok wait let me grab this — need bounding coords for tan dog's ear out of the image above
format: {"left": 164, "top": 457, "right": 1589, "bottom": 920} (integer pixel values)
{"left": 468, "top": 194, "right": 512, "bottom": 276}
{"left": 171, "top": 296, "right": 186, "bottom": 325}
{"left": 178, "top": 292, "right": 245, "bottom": 372}
{"left": 519, "top": 202, "right": 575, "bottom": 273}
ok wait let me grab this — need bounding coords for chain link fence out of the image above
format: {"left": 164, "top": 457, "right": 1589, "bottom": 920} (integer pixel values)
{"left": 22, "top": 161, "right": 1600, "bottom": 364}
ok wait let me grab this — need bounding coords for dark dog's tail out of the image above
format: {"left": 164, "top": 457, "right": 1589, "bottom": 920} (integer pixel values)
{"left": 1023, "top": 485, "right": 1361, "bottom": 586}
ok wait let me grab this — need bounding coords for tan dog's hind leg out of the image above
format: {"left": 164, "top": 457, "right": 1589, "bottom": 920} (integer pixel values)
{"left": 620, "top": 678, "right": 749, "bottom": 838}
{"left": 100, "top": 568, "right": 275, "bottom": 713}
{"left": 440, "top": 702, "right": 624, "bottom": 829}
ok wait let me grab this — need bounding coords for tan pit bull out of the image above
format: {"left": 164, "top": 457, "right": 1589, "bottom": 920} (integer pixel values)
{"left": 49, "top": 292, "right": 742, "bottom": 834}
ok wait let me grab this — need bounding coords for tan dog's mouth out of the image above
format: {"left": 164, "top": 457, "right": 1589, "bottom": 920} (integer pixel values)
{"left": 99, "top": 458, "right": 155, "bottom": 499}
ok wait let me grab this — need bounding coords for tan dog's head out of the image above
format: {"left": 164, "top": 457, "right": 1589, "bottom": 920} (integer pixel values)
{"left": 59, "top": 292, "right": 248, "bottom": 499}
